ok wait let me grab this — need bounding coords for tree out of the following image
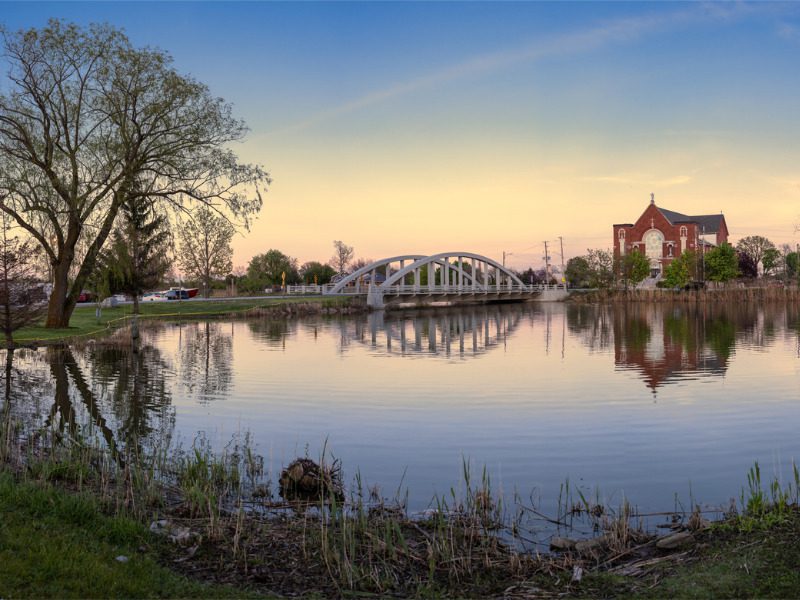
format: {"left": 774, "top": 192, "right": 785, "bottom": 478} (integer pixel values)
{"left": 330, "top": 241, "right": 354, "bottom": 275}
{"left": 762, "top": 246, "right": 781, "bottom": 276}
{"left": 101, "top": 189, "right": 172, "bottom": 314}
{"left": 618, "top": 250, "right": 650, "bottom": 290}
{"left": 564, "top": 257, "right": 591, "bottom": 288}
{"left": 704, "top": 243, "right": 739, "bottom": 282}
{"left": 738, "top": 252, "right": 758, "bottom": 279}
{"left": 0, "top": 21, "right": 267, "bottom": 327}
{"left": 585, "top": 249, "right": 614, "bottom": 289}
{"left": 663, "top": 250, "right": 697, "bottom": 288}
{"left": 786, "top": 251, "right": 800, "bottom": 281}
{"left": 516, "top": 267, "right": 543, "bottom": 286}
{"left": 247, "top": 249, "right": 299, "bottom": 288}
{"left": 300, "top": 261, "right": 336, "bottom": 285}
{"left": 0, "top": 217, "right": 45, "bottom": 346}
{"left": 177, "top": 208, "right": 235, "bottom": 298}
{"left": 736, "top": 236, "right": 776, "bottom": 277}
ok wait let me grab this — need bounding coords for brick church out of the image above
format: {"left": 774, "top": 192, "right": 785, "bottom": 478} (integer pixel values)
{"left": 613, "top": 194, "right": 729, "bottom": 277}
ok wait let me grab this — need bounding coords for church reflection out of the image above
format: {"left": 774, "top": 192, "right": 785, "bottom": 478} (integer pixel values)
{"left": 608, "top": 303, "right": 777, "bottom": 391}
{"left": 339, "top": 304, "right": 526, "bottom": 358}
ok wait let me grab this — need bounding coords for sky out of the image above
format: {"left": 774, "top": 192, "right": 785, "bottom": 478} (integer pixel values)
{"left": 2, "top": 1, "right": 800, "bottom": 271}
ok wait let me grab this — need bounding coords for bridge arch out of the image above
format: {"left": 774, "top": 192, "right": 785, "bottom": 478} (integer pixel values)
{"left": 381, "top": 252, "right": 526, "bottom": 291}
{"left": 326, "top": 255, "right": 426, "bottom": 295}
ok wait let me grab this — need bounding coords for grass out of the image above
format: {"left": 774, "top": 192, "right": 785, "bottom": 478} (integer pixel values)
{"left": 0, "top": 471, "right": 264, "bottom": 599}
{"left": 576, "top": 508, "right": 800, "bottom": 599}
{"left": 12, "top": 295, "right": 358, "bottom": 345}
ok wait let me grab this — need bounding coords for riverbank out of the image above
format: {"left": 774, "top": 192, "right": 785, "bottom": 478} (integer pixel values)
{"left": 2, "top": 421, "right": 799, "bottom": 598}
{"left": 571, "top": 285, "right": 800, "bottom": 304}
{"left": 9, "top": 295, "right": 365, "bottom": 347}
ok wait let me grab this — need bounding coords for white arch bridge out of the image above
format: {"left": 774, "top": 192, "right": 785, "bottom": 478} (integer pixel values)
{"left": 322, "top": 252, "right": 568, "bottom": 309}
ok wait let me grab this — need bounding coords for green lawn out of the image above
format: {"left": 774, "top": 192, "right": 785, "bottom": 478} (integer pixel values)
{"left": 0, "top": 472, "right": 266, "bottom": 599}
{"left": 13, "top": 295, "right": 348, "bottom": 345}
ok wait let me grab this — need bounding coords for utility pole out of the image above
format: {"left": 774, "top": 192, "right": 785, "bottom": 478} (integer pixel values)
{"left": 544, "top": 241, "right": 551, "bottom": 283}
{"left": 558, "top": 236, "right": 566, "bottom": 285}
{"left": 701, "top": 225, "right": 706, "bottom": 282}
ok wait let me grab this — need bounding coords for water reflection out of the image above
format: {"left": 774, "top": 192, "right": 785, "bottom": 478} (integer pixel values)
{"left": 177, "top": 322, "right": 233, "bottom": 402}
{"left": 569, "top": 303, "right": 793, "bottom": 391}
{"left": 85, "top": 340, "right": 175, "bottom": 454}
{"left": 1, "top": 339, "right": 176, "bottom": 463}
{"left": 337, "top": 304, "right": 525, "bottom": 358}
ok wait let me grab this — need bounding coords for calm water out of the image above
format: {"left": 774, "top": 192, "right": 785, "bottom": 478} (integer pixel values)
{"left": 4, "top": 302, "right": 800, "bottom": 539}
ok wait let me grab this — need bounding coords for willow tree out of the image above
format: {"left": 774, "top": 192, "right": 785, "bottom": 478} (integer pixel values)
{"left": 0, "top": 20, "right": 268, "bottom": 327}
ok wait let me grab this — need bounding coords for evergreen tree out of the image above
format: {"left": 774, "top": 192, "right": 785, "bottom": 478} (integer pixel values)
{"left": 102, "top": 191, "right": 172, "bottom": 314}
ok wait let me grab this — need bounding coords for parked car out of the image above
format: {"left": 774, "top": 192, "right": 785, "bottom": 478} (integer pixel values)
{"left": 142, "top": 292, "right": 168, "bottom": 302}
{"left": 76, "top": 291, "right": 96, "bottom": 303}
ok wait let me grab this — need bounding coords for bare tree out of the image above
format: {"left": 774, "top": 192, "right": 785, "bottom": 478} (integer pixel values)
{"left": 0, "top": 215, "right": 45, "bottom": 346}
{"left": 0, "top": 20, "right": 268, "bottom": 327}
{"left": 330, "top": 240, "right": 354, "bottom": 275}
{"left": 176, "top": 208, "right": 234, "bottom": 298}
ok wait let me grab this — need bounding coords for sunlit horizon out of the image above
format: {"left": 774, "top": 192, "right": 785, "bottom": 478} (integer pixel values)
{"left": 3, "top": 2, "right": 800, "bottom": 272}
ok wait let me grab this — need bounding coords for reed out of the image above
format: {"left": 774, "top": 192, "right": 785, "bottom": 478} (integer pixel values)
{"left": 4, "top": 407, "right": 800, "bottom": 597}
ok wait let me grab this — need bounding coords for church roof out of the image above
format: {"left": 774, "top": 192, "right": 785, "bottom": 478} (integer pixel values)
{"left": 657, "top": 207, "right": 725, "bottom": 234}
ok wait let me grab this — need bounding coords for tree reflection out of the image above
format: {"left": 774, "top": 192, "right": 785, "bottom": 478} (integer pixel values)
{"left": 566, "top": 304, "right": 614, "bottom": 352}
{"left": 178, "top": 321, "right": 233, "bottom": 402}
{"left": 1, "top": 348, "right": 53, "bottom": 455}
{"left": 84, "top": 341, "right": 175, "bottom": 454}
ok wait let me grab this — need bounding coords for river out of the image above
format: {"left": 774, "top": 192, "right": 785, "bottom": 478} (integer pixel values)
{"left": 3, "top": 301, "right": 800, "bottom": 542}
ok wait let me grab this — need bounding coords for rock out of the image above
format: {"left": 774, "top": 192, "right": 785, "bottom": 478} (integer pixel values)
{"left": 150, "top": 519, "right": 170, "bottom": 533}
{"left": 115, "top": 555, "right": 129, "bottom": 563}
{"left": 169, "top": 526, "right": 195, "bottom": 546}
{"left": 549, "top": 537, "right": 577, "bottom": 552}
{"left": 575, "top": 535, "right": 608, "bottom": 554}
{"left": 656, "top": 531, "right": 695, "bottom": 550}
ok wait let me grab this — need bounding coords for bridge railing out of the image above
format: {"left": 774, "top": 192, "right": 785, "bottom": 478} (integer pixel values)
{"left": 323, "top": 283, "right": 567, "bottom": 295}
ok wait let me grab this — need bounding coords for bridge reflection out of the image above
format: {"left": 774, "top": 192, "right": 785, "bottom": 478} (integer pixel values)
{"left": 337, "top": 304, "right": 523, "bottom": 358}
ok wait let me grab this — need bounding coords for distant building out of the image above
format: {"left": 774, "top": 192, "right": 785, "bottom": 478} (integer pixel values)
{"left": 613, "top": 194, "right": 729, "bottom": 277}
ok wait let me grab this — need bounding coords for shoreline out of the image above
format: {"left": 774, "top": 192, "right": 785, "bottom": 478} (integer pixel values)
{"left": 10, "top": 285, "right": 800, "bottom": 348}
{"left": 1, "top": 428, "right": 798, "bottom": 598}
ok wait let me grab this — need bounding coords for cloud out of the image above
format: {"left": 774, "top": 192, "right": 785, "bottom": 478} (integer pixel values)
{"left": 267, "top": 3, "right": 762, "bottom": 137}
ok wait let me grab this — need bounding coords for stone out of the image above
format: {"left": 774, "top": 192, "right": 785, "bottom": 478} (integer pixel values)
{"left": 169, "top": 526, "right": 195, "bottom": 546}
{"left": 575, "top": 535, "right": 608, "bottom": 554}
{"left": 549, "top": 537, "right": 577, "bottom": 552}
{"left": 150, "top": 519, "right": 170, "bottom": 533}
{"left": 115, "top": 555, "right": 129, "bottom": 563}
{"left": 656, "top": 531, "right": 695, "bottom": 550}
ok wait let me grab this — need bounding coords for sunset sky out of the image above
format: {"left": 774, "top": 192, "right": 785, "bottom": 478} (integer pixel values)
{"left": 3, "top": 2, "right": 800, "bottom": 271}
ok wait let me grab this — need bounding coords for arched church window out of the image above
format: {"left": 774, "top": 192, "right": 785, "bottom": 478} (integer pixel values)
{"left": 644, "top": 229, "right": 664, "bottom": 259}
